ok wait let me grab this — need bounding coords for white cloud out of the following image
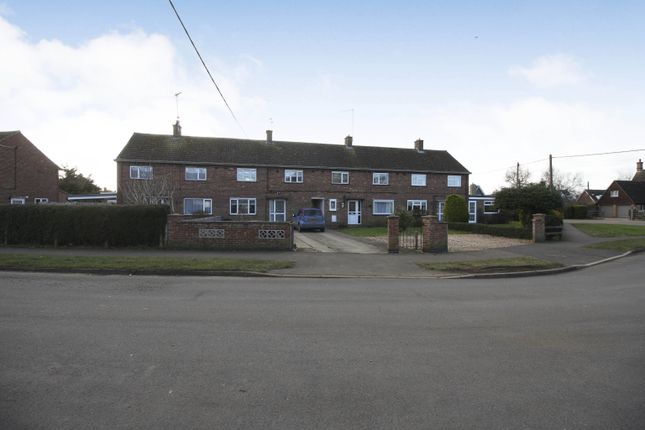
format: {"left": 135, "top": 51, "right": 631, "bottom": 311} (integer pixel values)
{"left": 509, "top": 54, "right": 586, "bottom": 88}
{"left": 0, "top": 15, "right": 264, "bottom": 190}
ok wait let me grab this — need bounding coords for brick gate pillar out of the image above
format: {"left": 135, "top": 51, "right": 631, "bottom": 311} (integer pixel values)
{"left": 532, "top": 213, "right": 546, "bottom": 242}
{"left": 422, "top": 215, "right": 448, "bottom": 253}
{"left": 387, "top": 216, "right": 400, "bottom": 254}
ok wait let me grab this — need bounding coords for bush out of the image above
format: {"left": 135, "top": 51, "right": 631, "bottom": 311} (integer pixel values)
{"left": 447, "top": 222, "right": 532, "bottom": 240}
{"left": 444, "top": 195, "right": 468, "bottom": 223}
{"left": 0, "top": 204, "right": 169, "bottom": 247}
{"left": 563, "top": 205, "right": 588, "bottom": 219}
{"left": 494, "top": 183, "right": 563, "bottom": 226}
{"left": 395, "top": 208, "right": 425, "bottom": 231}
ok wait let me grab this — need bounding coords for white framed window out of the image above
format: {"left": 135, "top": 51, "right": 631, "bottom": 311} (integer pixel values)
{"left": 284, "top": 169, "right": 303, "bottom": 183}
{"left": 411, "top": 174, "right": 426, "bottom": 187}
{"left": 331, "top": 171, "right": 349, "bottom": 184}
{"left": 130, "top": 165, "right": 153, "bottom": 180}
{"left": 183, "top": 198, "right": 212, "bottom": 215}
{"left": 406, "top": 200, "right": 427, "bottom": 212}
{"left": 484, "top": 200, "right": 496, "bottom": 213}
{"left": 10, "top": 197, "right": 26, "bottom": 205}
{"left": 329, "top": 199, "right": 337, "bottom": 212}
{"left": 437, "top": 201, "right": 445, "bottom": 222}
{"left": 372, "top": 172, "right": 389, "bottom": 185}
{"left": 185, "top": 167, "right": 207, "bottom": 181}
{"left": 237, "top": 168, "right": 257, "bottom": 182}
{"left": 230, "top": 198, "right": 257, "bottom": 215}
{"left": 34, "top": 198, "right": 49, "bottom": 204}
{"left": 447, "top": 175, "right": 462, "bottom": 187}
{"left": 610, "top": 190, "right": 619, "bottom": 198}
{"left": 373, "top": 199, "right": 395, "bottom": 215}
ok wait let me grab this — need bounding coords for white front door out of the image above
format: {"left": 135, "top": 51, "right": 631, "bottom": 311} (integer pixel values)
{"left": 269, "top": 199, "right": 286, "bottom": 221}
{"left": 348, "top": 200, "right": 361, "bottom": 225}
{"left": 468, "top": 200, "right": 477, "bottom": 223}
{"left": 437, "top": 201, "right": 445, "bottom": 222}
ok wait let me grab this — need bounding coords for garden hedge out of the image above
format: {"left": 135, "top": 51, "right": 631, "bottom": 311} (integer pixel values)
{"left": 0, "top": 204, "right": 169, "bottom": 247}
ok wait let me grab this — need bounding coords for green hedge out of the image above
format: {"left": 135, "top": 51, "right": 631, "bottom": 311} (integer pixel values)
{"left": 563, "top": 205, "right": 588, "bottom": 219}
{"left": 447, "top": 222, "right": 532, "bottom": 240}
{"left": 0, "top": 205, "right": 169, "bottom": 247}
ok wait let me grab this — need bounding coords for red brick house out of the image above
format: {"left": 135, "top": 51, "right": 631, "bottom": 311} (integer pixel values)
{"left": 115, "top": 127, "right": 470, "bottom": 227}
{"left": 0, "top": 131, "right": 61, "bottom": 204}
{"left": 597, "top": 160, "right": 645, "bottom": 218}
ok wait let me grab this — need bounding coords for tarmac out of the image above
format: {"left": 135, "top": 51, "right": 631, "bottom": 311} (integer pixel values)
{"left": 0, "top": 219, "right": 643, "bottom": 279}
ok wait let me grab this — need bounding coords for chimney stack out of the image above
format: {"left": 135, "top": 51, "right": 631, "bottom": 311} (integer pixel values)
{"left": 414, "top": 138, "right": 424, "bottom": 152}
{"left": 638, "top": 159, "right": 643, "bottom": 172}
{"left": 266, "top": 129, "right": 273, "bottom": 144}
{"left": 173, "top": 120, "right": 182, "bottom": 137}
{"left": 345, "top": 135, "right": 353, "bottom": 147}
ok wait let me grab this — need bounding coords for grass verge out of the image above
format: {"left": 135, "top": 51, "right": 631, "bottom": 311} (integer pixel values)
{"left": 571, "top": 223, "right": 645, "bottom": 237}
{"left": 418, "top": 257, "right": 562, "bottom": 274}
{"left": 0, "top": 253, "right": 295, "bottom": 275}
{"left": 585, "top": 238, "right": 645, "bottom": 253}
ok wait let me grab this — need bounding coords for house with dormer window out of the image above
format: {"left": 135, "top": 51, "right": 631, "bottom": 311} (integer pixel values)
{"left": 115, "top": 125, "right": 470, "bottom": 227}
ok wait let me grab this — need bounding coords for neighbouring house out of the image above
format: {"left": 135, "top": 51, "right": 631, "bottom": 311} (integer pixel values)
{"left": 0, "top": 131, "right": 62, "bottom": 204}
{"left": 468, "top": 183, "right": 496, "bottom": 224}
{"left": 575, "top": 188, "right": 605, "bottom": 216}
{"left": 597, "top": 160, "right": 645, "bottom": 218}
{"left": 115, "top": 124, "right": 470, "bottom": 227}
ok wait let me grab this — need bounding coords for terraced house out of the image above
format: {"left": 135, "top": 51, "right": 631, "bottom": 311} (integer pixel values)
{"left": 115, "top": 125, "right": 470, "bottom": 227}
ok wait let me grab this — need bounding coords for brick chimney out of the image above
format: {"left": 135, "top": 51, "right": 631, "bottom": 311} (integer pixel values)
{"left": 266, "top": 129, "right": 273, "bottom": 144}
{"left": 638, "top": 159, "right": 643, "bottom": 172}
{"left": 414, "top": 138, "right": 424, "bottom": 152}
{"left": 173, "top": 120, "right": 182, "bottom": 137}
{"left": 345, "top": 135, "right": 353, "bottom": 147}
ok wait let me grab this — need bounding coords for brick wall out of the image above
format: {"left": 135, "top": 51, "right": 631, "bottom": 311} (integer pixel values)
{"left": 166, "top": 215, "right": 294, "bottom": 250}
{"left": 118, "top": 162, "right": 469, "bottom": 227}
{"left": 0, "top": 133, "right": 60, "bottom": 204}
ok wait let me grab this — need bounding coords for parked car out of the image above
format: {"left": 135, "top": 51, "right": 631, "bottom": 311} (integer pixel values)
{"left": 292, "top": 208, "right": 326, "bottom": 232}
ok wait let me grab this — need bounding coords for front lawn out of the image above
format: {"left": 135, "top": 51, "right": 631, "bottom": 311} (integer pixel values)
{"left": 585, "top": 238, "right": 645, "bottom": 252}
{"left": 571, "top": 223, "right": 645, "bottom": 238}
{"left": 0, "top": 253, "right": 295, "bottom": 274}
{"left": 418, "top": 257, "right": 562, "bottom": 274}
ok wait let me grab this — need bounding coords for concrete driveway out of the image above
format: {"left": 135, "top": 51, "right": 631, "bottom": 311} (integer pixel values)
{"left": 294, "top": 230, "right": 383, "bottom": 254}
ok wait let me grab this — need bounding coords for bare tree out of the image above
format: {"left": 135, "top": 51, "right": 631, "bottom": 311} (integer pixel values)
{"left": 541, "top": 168, "right": 584, "bottom": 203}
{"left": 122, "top": 174, "right": 177, "bottom": 213}
{"left": 504, "top": 164, "right": 531, "bottom": 188}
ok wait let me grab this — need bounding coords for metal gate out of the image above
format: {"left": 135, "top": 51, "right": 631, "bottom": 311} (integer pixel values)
{"left": 399, "top": 226, "right": 423, "bottom": 250}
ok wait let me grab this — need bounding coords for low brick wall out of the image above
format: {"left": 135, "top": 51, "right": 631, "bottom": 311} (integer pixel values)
{"left": 166, "top": 215, "right": 294, "bottom": 251}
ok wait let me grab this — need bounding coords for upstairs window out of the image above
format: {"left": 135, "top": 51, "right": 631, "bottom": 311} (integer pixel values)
{"left": 185, "top": 167, "right": 207, "bottom": 181}
{"left": 372, "top": 172, "right": 389, "bottom": 185}
{"left": 331, "top": 171, "right": 349, "bottom": 184}
{"left": 447, "top": 175, "right": 462, "bottom": 187}
{"left": 610, "top": 190, "right": 619, "bottom": 198}
{"left": 284, "top": 169, "right": 304, "bottom": 183}
{"left": 411, "top": 174, "right": 427, "bottom": 187}
{"left": 237, "top": 168, "right": 257, "bottom": 182}
{"left": 130, "top": 165, "right": 153, "bottom": 180}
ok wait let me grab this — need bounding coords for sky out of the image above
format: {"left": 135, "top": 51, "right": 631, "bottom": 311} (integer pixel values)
{"left": 2, "top": 0, "right": 645, "bottom": 192}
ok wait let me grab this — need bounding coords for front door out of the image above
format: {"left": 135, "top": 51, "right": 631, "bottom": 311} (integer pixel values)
{"left": 468, "top": 200, "right": 477, "bottom": 223}
{"left": 269, "top": 199, "right": 286, "bottom": 221}
{"left": 348, "top": 200, "right": 361, "bottom": 225}
{"left": 437, "top": 201, "right": 445, "bottom": 222}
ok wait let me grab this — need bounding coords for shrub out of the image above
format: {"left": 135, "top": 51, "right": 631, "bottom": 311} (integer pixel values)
{"left": 0, "top": 204, "right": 169, "bottom": 247}
{"left": 444, "top": 195, "right": 468, "bottom": 223}
{"left": 494, "top": 183, "right": 563, "bottom": 226}
{"left": 395, "top": 208, "right": 425, "bottom": 231}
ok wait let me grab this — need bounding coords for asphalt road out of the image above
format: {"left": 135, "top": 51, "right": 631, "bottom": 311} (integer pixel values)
{"left": 1, "top": 256, "right": 644, "bottom": 429}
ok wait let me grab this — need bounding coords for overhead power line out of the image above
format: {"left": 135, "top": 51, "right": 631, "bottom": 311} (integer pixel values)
{"left": 553, "top": 148, "right": 645, "bottom": 159}
{"left": 168, "top": 0, "right": 246, "bottom": 136}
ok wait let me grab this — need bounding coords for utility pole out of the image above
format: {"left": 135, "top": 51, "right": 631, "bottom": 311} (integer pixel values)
{"left": 516, "top": 162, "right": 520, "bottom": 187}
{"left": 549, "top": 154, "right": 554, "bottom": 191}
